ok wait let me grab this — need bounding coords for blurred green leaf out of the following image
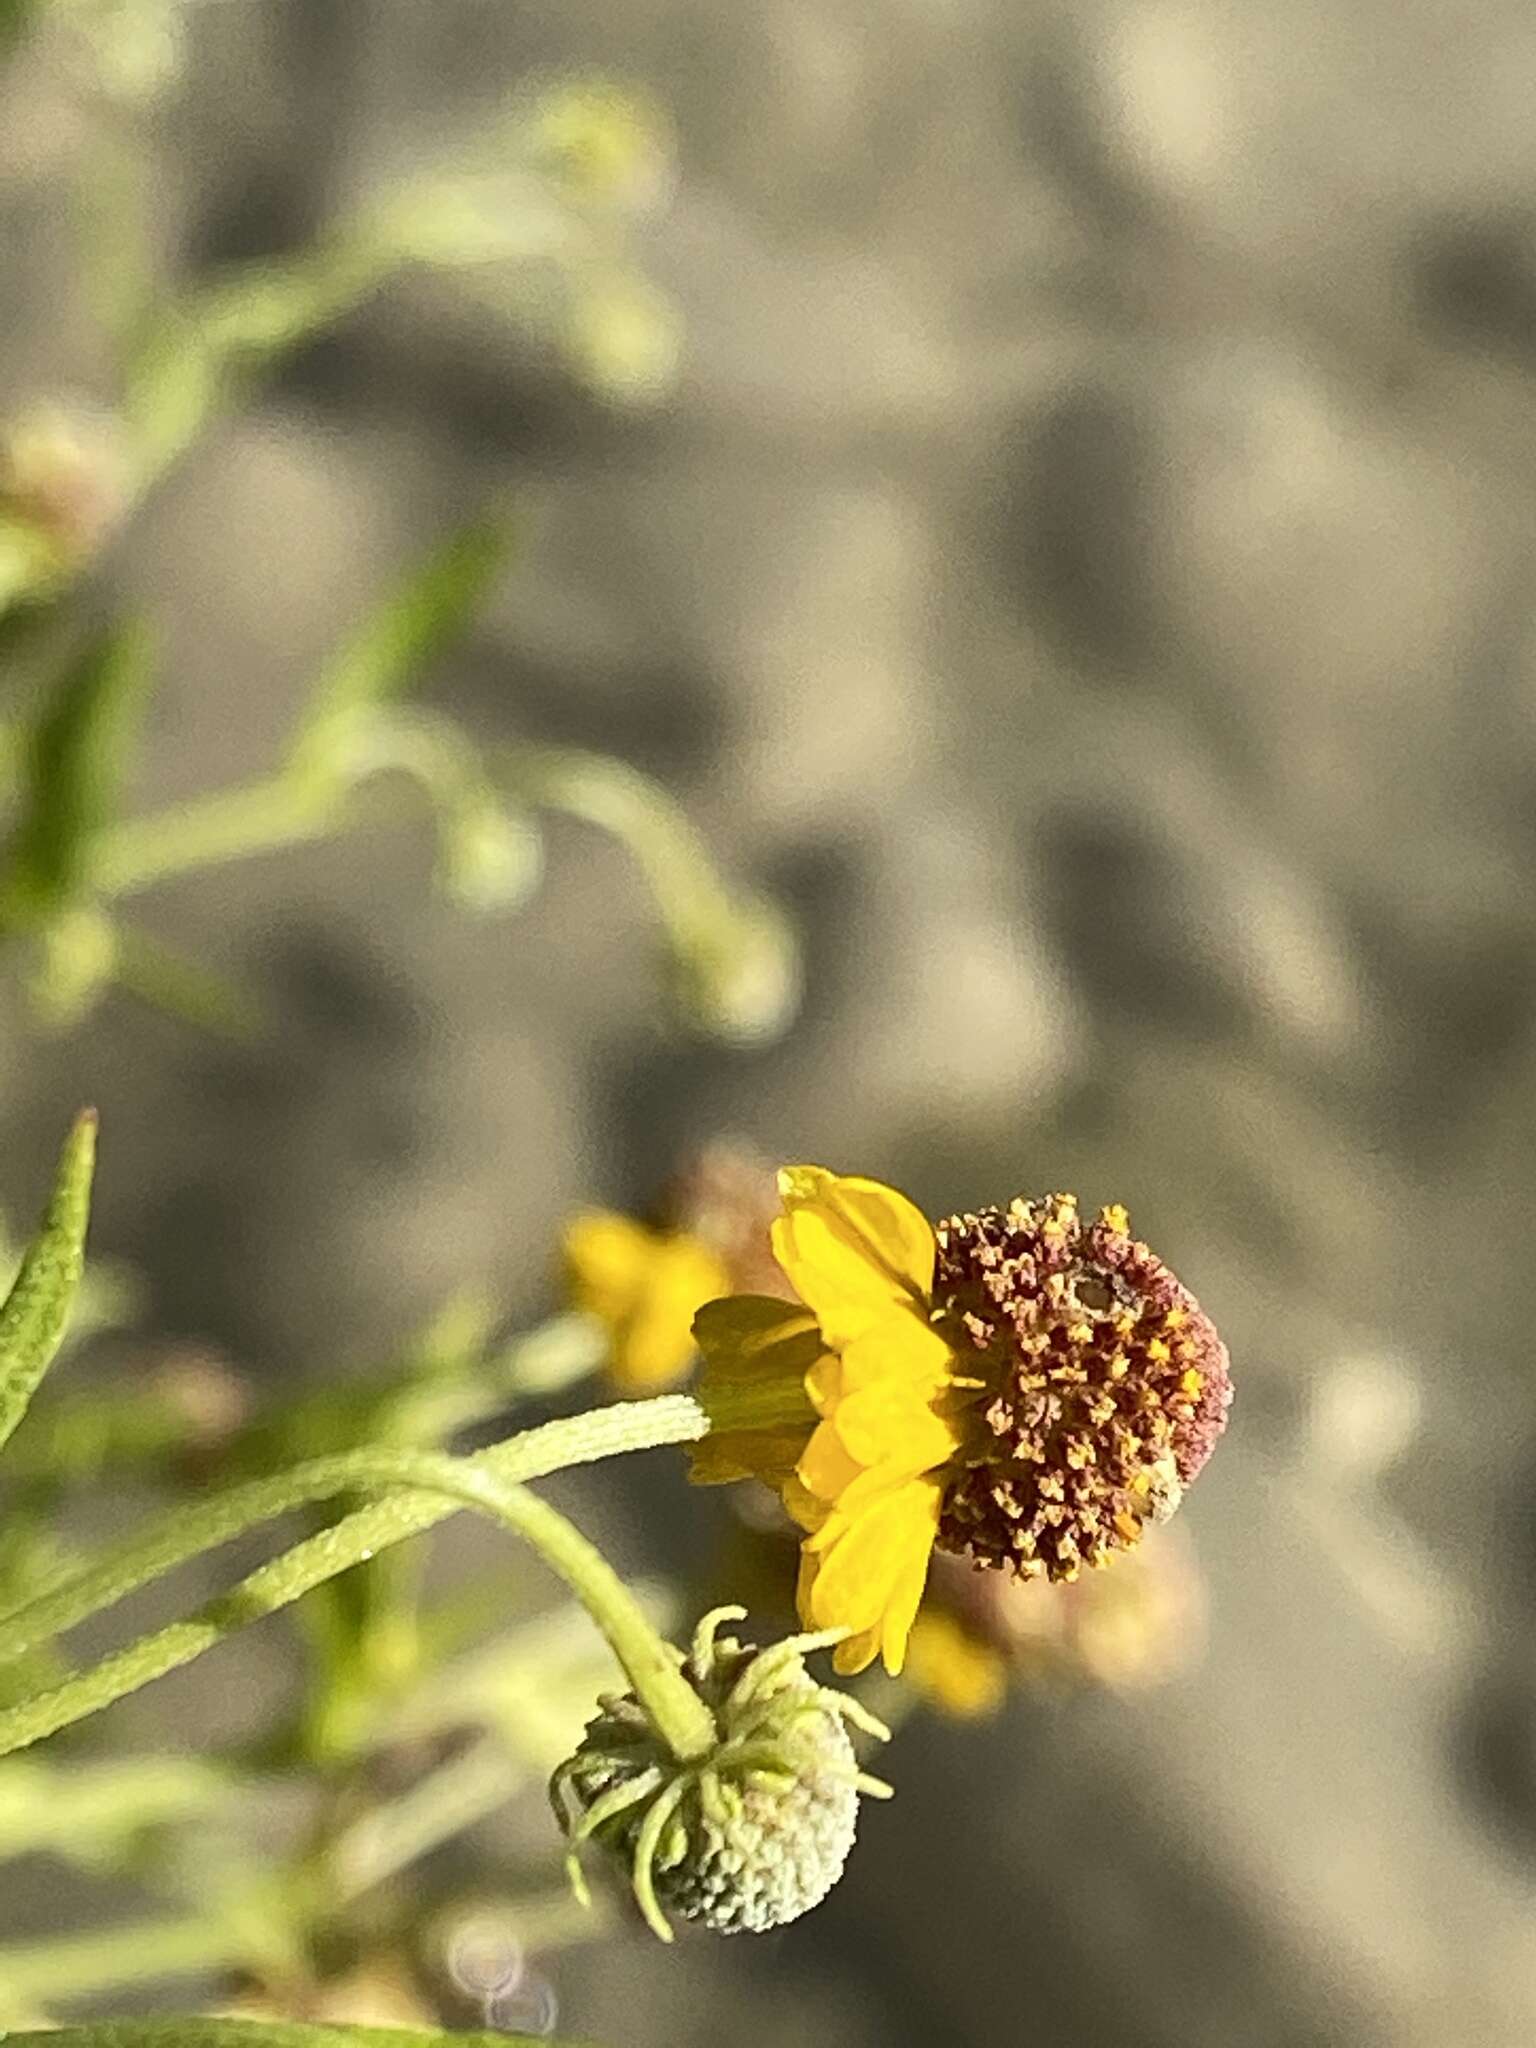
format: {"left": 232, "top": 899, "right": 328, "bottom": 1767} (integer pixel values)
{"left": 0, "top": 1111, "right": 97, "bottom": 1456}
{"left": 2, "top": 624, "right": 153, "bottom": 921}
{"left": 4, "top": 2023, "right": 593, "bottom": 2048}
{"left": 290, "top": 514, "right": 517, "bottom": 771}
{"left": 0, "top": 1755, "right": 230, "bottom": 1866}
{"left": 112, "top": 925, "right": 265, "bottom": 1039}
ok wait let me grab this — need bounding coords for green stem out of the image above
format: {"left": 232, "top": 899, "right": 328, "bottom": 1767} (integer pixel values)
{"left": 0, "top": 1398, "right": 698, "bottom": 1655}
{"left": 89, "top": 719, "right": 488, "bottom": 900}
{"left": 0, "top": 1399, "right": 714, "bottom": 1764}
{"left": 90, "top": 777, "right": 331, "bottom": 895}
{"left": 502, "top": 743, "right": 732, "bottom": 931}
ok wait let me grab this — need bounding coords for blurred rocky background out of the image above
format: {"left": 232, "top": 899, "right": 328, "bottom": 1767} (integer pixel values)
{"left": 6, "top": 1, "right": 1536, "bottom": 2043}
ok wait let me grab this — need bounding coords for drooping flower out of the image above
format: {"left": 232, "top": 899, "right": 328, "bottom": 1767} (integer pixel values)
{"left": 689, "top": 1168, "right": 1231, "bottom": 1676}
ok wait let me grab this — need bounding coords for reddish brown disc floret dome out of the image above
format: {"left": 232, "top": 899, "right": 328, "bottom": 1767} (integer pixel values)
{"left": 931, "top": 1195, "right": 1231, "bottom": 1582}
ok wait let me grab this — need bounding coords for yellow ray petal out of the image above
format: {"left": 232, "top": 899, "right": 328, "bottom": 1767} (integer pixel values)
{"left": 876, "top": 1494, "right": 940, "bottom": 1674}
{"left": 797, "top": 1417, "right": 865, "bottom": 1503}
{"left": 829, "top": 1382, "right": 958, "bottom": 1475}
{"left": 835, "top": 1314, "right": 954, "bottom": 1394}
{"left": 798, "top": 1477, "right": 942, "bottom": 1655}
{"left": 805, "top": 1351, "right": 845, "bottom": 1416}
{"left": 829, "top": 1619, "right": 884, "bottom": 1675}
{"left": 805, "top": 1454, "right": 950, "bottom": 1531}
{"left": 771, "top": 1167, "right": 935, "bottom": 1346}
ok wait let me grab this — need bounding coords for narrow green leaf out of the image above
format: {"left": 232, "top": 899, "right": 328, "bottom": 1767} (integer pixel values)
{"left": 112, "top": 925, "right": 265, "bottom": 1039}
{"left": 0, "top": 1755, "right": 228, "bottom": 1863}
{"left": 290, "top": 514, "right": 516, "bottom": 765}
{"left": 2, "top": 625, "right": 154, "bottom": 919}
{"left": 0, "top": 1110, "right": 97, "bottom": 1455}
{"left": 1, "top": 2022, "right": 592, "bottom": 2048}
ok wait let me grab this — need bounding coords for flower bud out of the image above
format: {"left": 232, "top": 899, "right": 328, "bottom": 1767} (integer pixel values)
{"left": 522, "top": 79, "right": 675, "bottom": 212}
{"left": 437, "top": 797, "right": 542, "bottom": 912}
{"left": 551, "top": 1608, "right": 890, "bottom": 1938}
{"left": 0, "top": 402, "right": 128, "bottom": 598}
{"left": 666, "top": 895, "right": 803, "bottom": 1048}
{"left": 564, "top": 277, "right": 683, "bottom": 406}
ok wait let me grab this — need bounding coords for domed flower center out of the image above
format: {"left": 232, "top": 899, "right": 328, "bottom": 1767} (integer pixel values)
{"left": 931, "top": 1195, "right": 1231, "bottom": 1582}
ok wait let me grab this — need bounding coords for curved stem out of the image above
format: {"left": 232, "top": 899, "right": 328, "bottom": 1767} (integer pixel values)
{"left": 90, "top": 717, "right": 493, "bottom": 900}
{"left": 500, "top": 744, "right": 733, "bottom": 932}
{"left": 0, "top": 1401, "right": 715, "bottom": 1764}
{"left": 0, "top": 1396, "right": 700, "bottom": 1655}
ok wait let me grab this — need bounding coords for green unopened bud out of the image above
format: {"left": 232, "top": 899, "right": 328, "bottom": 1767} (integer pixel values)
{"left": 564, "top": 277, "right": 683, "bottom": 406}
{"left": 551, "top": 1607, "right": 890, "bottom": 1939}
{"left": 667, "top": 894, "right": 802, "bottom": 1048}
{"left": 437, "top": 798, "right": 543, "bottom": 912}
{"left": 0, "top": 403, "right": 128, "bottom": 602}
{"left": 523, "top": 78, "right": 675, "bottom": 212}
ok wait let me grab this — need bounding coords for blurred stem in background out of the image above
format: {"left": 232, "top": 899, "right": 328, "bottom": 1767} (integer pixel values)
{"left": 0, "top": 47, "right": 772, "bottom": 1044}
{"left": 502, "top": 747, "right": 801, "bottom": 1045}
{"left": 0, "top": 66, "right": 679, "bottom": 621}
{"left": 0, "top": 1914, "right": 262, "bottom": 2013}
{"left": 0, "top": 521, "right": 798, "bottom": 1040}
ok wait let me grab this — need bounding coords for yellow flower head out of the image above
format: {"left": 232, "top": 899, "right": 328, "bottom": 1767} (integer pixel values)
{"left": 690, "top": 1168, "right": 1231, "bottom": 1677}
{"left": 564, "top": 1211, "right": 728, "bottom": 1395}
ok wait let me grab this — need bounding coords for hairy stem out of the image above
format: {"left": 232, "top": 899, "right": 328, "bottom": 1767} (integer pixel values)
{"left": 0, "top": 1399, "right": 713, "bottom": 1763}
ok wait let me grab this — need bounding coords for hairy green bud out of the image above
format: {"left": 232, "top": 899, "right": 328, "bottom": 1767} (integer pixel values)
{"left": 551, "top": 1607, "right": 891, "bottom": 1938}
